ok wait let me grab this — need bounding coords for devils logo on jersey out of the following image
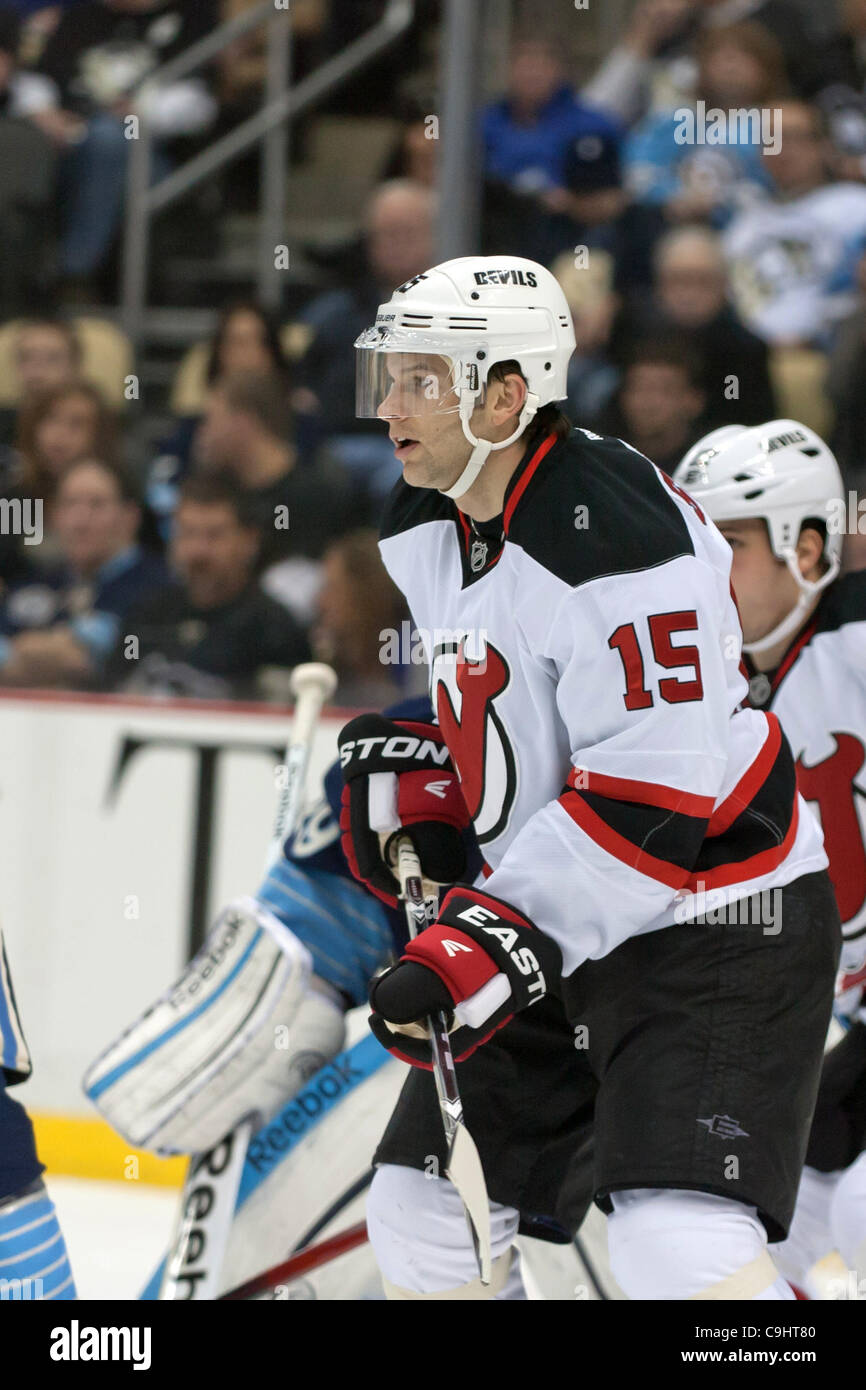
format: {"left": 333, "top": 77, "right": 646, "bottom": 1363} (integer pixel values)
{"left": 432, "top": 634, "right": 517, "bottom": 844}
{"left": 797, "top": 732, "right": 866, "bottom": 928}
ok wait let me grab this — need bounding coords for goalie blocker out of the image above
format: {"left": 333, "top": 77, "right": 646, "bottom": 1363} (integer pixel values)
{"left": 84, "top": 898, "right": 345, "bottom": 1154}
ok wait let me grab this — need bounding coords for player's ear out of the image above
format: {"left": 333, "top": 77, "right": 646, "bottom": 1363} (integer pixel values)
{"left": 489, "top": 369, "right": 527, "bottom": 424}
{"left": 796, "top": 524, "right": 825, "bottom": 581}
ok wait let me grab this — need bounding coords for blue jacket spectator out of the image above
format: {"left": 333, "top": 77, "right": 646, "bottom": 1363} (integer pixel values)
{"left": 480, "top": 36, "right": 622, "bottom": 266}
{"left": 623, "top": 21, "right": 786, "bottom": 229}
{"left": 624, "top": 107, "right": 771, "bottom": 227}
{"left": 483, "top": 81, "right": 621, "bottom": 194}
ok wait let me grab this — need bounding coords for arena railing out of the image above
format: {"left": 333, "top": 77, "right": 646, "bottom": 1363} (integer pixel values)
{"left": 121, "top": 0, "right": 416, "bottom": 348}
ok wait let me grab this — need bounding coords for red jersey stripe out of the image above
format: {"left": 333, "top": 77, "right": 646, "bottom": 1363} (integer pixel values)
{"left": 773, "top": 619, "right": 818, "bottom": 693}
{"left": 503, "top": 432, "right": 558, "bottom": 533}
{"left": 560, "top": 780, "right": 799, "bottom": 896}
{"left": 559, "top": 790, "right": 688, "bottom": 890}
{"left": 684, "top": 797, "right": 800, "bottom": 892}
{"left": 567, "top": 766, "right": 714, "bottom": 819}
{"left": 707, "top": 713, "right": 782, "bottom": 838}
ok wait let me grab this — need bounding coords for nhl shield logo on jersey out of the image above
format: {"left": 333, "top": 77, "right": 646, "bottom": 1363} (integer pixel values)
{"left": 432, "top": 634, "right": 517, "bottom": 844}
{"left": 469, "top": 538, "right": 488, "bottom": 572}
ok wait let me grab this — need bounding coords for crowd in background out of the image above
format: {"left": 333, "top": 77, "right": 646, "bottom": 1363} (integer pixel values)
{"left": 0, "top": 0, "right": 865, "bottom": 703}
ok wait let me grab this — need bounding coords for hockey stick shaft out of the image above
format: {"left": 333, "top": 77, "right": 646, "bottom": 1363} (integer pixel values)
{"left": 396, "top": 844, "right": 462, "bottom": 1141}
{"left": 574, "top": 1232, "right": 609, "bottom": 1301}
{"left": 220, "top": 1221, "right": 369, "bottom": 1300}
{"left": 159, "top": 663, "right": 337, "bottom": 1300}
{"left": 395, "top": 838, "right": 493, "bottom": 1285}
{"left": 264, "top": 663, "right": 338, "bottom": 870}
{"left": 219, "top": 1170, "right": 374, "bottom": 1300}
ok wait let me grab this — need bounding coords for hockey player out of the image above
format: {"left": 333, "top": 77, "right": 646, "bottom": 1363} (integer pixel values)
{"left": 337, "top": 254, "right": 842, "bottom": 1300}
{"left": 673, "top": 420, "right": 866, "bottom": 1298}
{"left": 1, "top": 932, "right": 76, "bottom": 1299}
{"left": 84, "top": 701, "right": 578, "bottom": 1297}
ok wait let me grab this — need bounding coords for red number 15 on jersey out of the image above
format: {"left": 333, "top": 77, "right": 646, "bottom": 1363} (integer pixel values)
{"left": 608, "top": 611, "right": 704, "bottom": 710}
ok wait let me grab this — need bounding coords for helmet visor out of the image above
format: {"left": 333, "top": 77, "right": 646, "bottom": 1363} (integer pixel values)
{"left": 354, "top": 326, "right": 484, "bottom": 420}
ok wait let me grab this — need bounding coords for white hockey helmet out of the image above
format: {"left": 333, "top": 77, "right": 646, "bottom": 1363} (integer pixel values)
{"left": 673, "top": 419, "right": 844, "bottom": 653}
{"left": 354, "top": 255, "right": 576, "bottom": 498}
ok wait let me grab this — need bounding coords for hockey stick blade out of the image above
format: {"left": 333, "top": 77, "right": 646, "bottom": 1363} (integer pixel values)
{"left": 390, "top": 837, "right": 494, "bottom": 1287}
{"left": 446, "top": 1121, "right": 492, "bottom": 1286}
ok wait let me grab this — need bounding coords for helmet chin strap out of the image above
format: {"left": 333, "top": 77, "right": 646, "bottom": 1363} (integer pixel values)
{"left": 440, "top": 391, "right": 539, "bottom": 501}
{"left": 742, "top": 549, "right": 840, "bottom": 654}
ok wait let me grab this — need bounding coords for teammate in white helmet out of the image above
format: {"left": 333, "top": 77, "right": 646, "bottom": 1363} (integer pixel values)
{"left": 337, "top": 255, "right": 841, "bottom": 1300}
{"left": 674, "top": 420, "right": 866, "bottom": 1298}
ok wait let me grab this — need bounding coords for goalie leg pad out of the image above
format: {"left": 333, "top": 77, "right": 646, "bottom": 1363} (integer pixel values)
{"left": 84, "top": 898, "right": 345, "bottom": 1154}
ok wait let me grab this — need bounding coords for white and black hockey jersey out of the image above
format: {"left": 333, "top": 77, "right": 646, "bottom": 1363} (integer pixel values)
{"left": 744, "top": 572, "right": 866, "bottom": 978}
{"left": 379, "top": 427, "right": 827, "bottom": 978}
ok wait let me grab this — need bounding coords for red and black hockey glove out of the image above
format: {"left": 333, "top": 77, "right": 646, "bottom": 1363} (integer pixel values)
{"left": 338, "top": 712, "right": 470, "bottom": 908}
{"left": 368, "top": 886, "right": 562, "bottom": 1068}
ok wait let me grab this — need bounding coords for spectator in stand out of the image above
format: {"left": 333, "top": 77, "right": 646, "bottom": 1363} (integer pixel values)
{"left": 724, "top": 99, "right": 866, "bottom": 345}
{"left": 0, "top": 6, "right": 56, "bottom": 117}
{"left": 0, "top": 318, "right": 82, "bottom": 450}
{"left": 147, "top": 300, "right": 292, "bottom": 537}
{"left": 600, "top": 340, "right": 708, "bottom": 474}
{"left": 218, "top": 0, "right": 324, "bottom": 111}
{"left": 109, "top": 471, "right": 311, "bottom": 700}
{"left": 7, "top": 317, "right": 82, "bottom": 401}
{"left": 624, "top": 23, "right": 785, "bottom": 231}
{"left": 193, "top": 370, "right": 352, "bottom": 625}
{"left": 0, "top": 380, "right": 118, "bottom": 584}
{"left": 294, "top": 179, "right": 436, "bottom": 498}
{"left": 207, "top": 300, "right": 291, "bottom": 383}
{"left": 0, "top": 455, "right": 167, "bottom": 688}
{"left": 581, "top": 0, "right": 696, "bottom": 128}
{"left": 612, "top": 225, "right": 777, "bottom": 428}
{"left": 382, "top": 95, "right": 438, "bottom": 189}
{"left": 14, "top": 380, "right": 117, "bottom": 512}
{"left": 549, "top": 249, "right": 621, "bottom": 428}
{"left": 28, "top": 0, "right": 219, "bottom": 296}
{"left": 312, "top": 529, "right": 424, "bottom": 708}
{"left": 584, "top": 0, "right": 836, "bottom": 128}
{"left": 480, "top": 33, "right": 622, "bottom": 265}
{"left": 318, "top": 0, "right": 439, "bottom": 118}
{"left": 810, "top": 0, "right": 866, "bottom": 177}
{"left": 698, "top": 0, "right": 839, "bottom": 101}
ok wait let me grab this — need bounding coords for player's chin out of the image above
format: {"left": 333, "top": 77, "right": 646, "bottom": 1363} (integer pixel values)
{"left": 400, "top": 450, "right": 432, "bottom": 486}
